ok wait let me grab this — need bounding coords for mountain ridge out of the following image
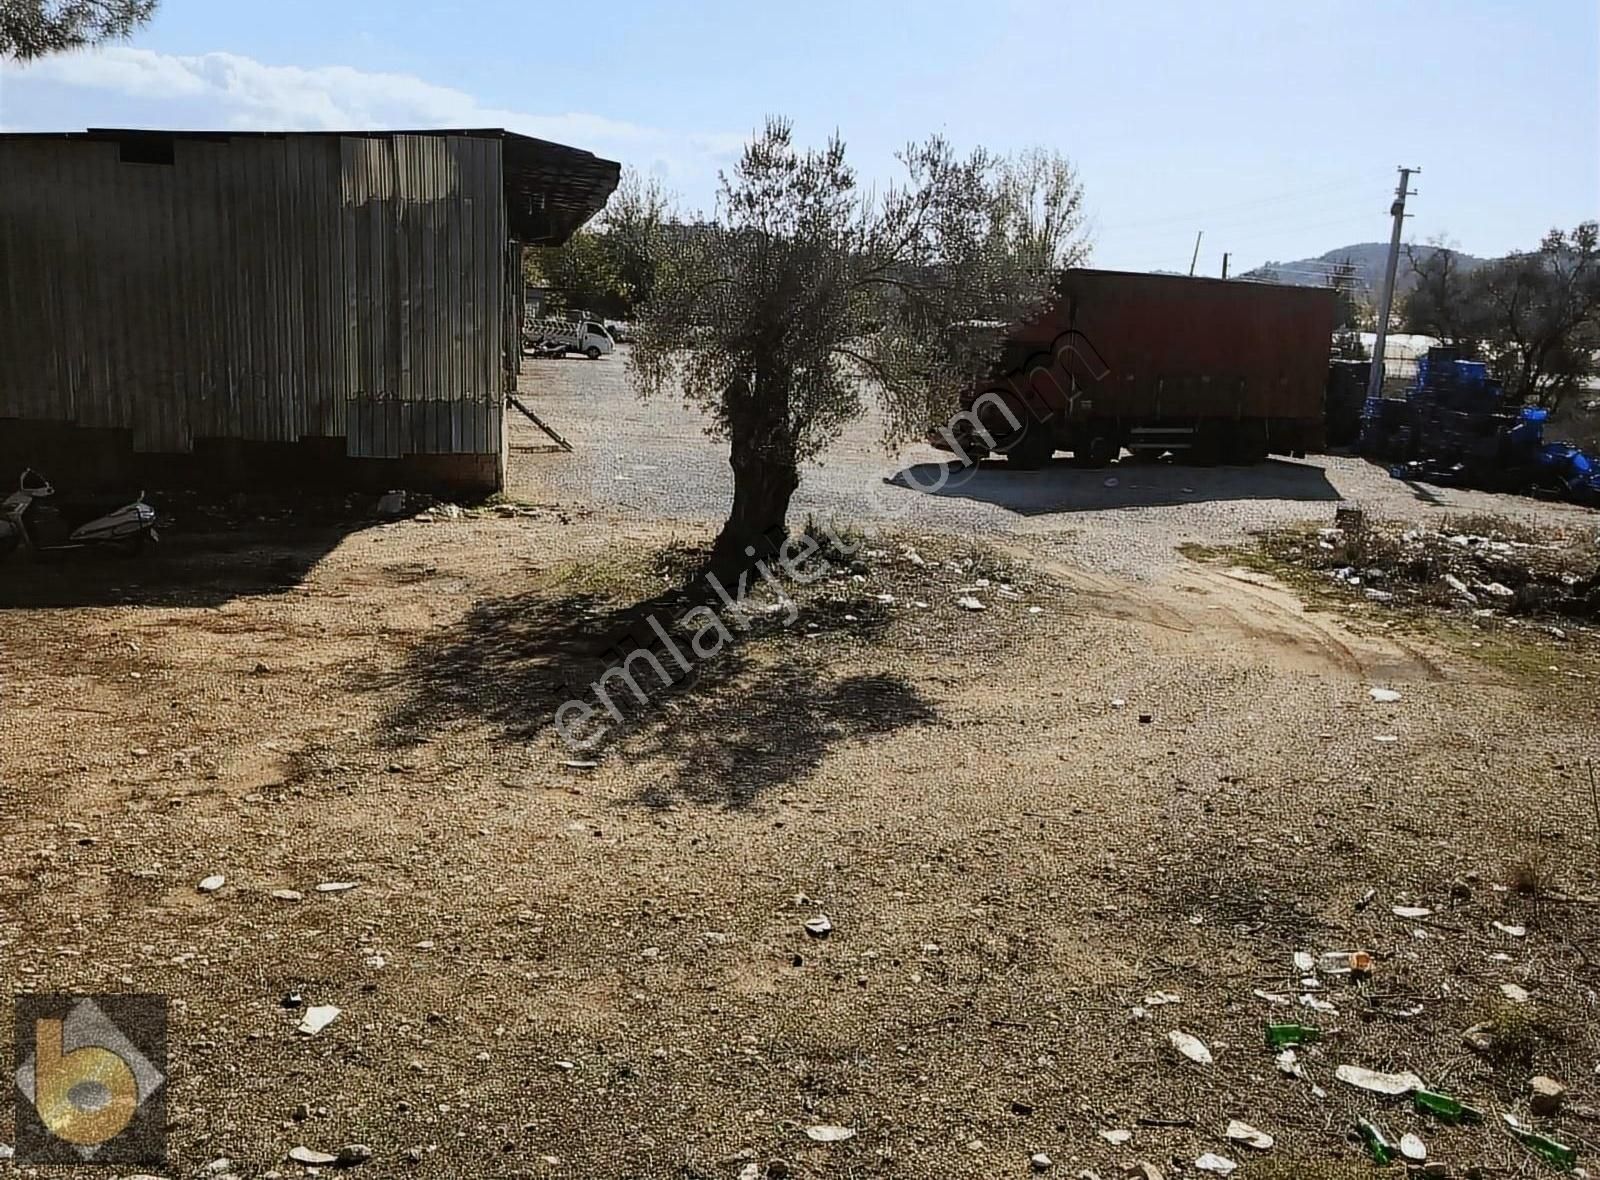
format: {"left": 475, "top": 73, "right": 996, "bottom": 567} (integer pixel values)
{"left": 1238, "top": 241, "right": 1488, "bottom": 292}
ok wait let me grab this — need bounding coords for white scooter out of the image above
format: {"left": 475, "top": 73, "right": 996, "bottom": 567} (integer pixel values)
{"left": 0, "top": 469, "right": 158, "bottom": 558}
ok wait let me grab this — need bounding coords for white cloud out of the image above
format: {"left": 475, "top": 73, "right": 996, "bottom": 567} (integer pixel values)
{"left": 4, "top": 47, "right": 740, "bottom": 185}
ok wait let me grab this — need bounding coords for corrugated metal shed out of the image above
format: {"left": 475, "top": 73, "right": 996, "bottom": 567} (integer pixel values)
{"left": 0, "top": 127, "right": 618, "bottom": 480}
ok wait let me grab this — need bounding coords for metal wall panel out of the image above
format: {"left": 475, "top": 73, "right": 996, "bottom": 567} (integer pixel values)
{"left": 0, "top": 132, "right": 507, "bottom": 459}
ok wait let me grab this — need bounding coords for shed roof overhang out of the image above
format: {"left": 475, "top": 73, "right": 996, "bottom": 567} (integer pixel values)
{"left": 2, "top": 127, "right": 622, "bottom": 245}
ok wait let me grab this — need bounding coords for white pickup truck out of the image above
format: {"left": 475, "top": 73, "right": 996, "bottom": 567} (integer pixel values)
{"left": 524, "top": 317, "right": 615, "bottom": 359}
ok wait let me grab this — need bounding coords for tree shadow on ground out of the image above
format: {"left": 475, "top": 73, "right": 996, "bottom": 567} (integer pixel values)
{"left": 380, "top": 573, "right": 938, "bottom": 808}
{"left": 625, "top": 659, "right": 937, "bottom": 809}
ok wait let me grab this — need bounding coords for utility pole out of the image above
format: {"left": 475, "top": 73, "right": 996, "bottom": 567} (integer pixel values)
{"left": 1188, "top": 231, "right": 1204, "bottom": 277}
{"left": 1221, "top": 252, "right": 1230, "bottom": 280}
{"left": 1366, "top": 166, "right": 1420, "bottom": 401}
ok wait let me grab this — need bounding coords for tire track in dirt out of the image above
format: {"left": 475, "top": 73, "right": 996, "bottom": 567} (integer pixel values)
{"left": 1025, "top": 546, "right": 1448, "bottom": 683}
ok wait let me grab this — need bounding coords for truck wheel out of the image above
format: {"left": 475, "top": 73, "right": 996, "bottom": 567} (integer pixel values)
{"left": 1002, "top": 428, "right": 1055, "bottom": 469}
{"left": 1071, "top": 433, "right": 1120, "bottom": 468}
{"left": 585, "top": 345, "right": 602, "bottom": 360}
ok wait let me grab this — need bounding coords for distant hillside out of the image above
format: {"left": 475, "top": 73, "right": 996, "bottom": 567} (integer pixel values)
{"left": 1239, "top": 242, "right": 1487, "bottom": 293}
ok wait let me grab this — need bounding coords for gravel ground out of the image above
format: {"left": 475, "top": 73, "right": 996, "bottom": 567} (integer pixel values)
{"left": 2, "top": 517, "right": 1598, "bottom": 1180}
{"left": 0, "top": 355, "right": 1597, "bottom": 1179}
{"left": 509, "top": 347, "right": 1598, "bottom": 579}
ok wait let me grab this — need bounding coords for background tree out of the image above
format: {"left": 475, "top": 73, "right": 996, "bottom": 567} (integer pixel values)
{"left": 1, "top": 0, "right": 156, "bottom": 60}
{"left": 1398, "top": 224, "right": 1600, "bottom": 410}
{"left": 626, "top": 118, "right": 1087, "bottom": 563}
{"left": 1469, "top": 222, "right": 1600, "bottom": 410}
{"left": 1402, "top": 237, "right": 1475, "bottom": 345}
{"left": 525, "top": 168, "right": 670, "bottom": 319}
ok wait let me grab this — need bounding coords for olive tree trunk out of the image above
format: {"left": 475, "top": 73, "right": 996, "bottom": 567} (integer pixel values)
{"left": 710, "top": 376, "right": 799, "bottom": 566}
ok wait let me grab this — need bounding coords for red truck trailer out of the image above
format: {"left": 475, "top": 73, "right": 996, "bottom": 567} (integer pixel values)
{"left": 934, "top": 268, "right": 1336, "bottom": 467}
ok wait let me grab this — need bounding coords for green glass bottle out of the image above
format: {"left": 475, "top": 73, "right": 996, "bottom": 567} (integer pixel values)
{"left": 1414, "top": 1089, "right": 1485, "bottom": 1124}
{"left": 1358, "top": 1117, "right": 1395, "bottom": 1165}
{"left": 1508, "top": 1126, "right": 1577, "bottom": 1169}
{"left": 1265, "top": 1023, "right": 1321, "bottom": 1048}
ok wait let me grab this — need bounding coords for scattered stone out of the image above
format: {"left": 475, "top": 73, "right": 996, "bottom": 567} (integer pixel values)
{"left": 207, "top": 1158, "right": 233, "bottom": 1173}
{"left": 1125, "top": 1165, "right": 1164, "bottom": 1180}
{"left": 198, "top": 874, "right": 226, "bottom": 893}
{"left": 1167, "top": 1030, "right": 1213, "bottom": 1066}
{"left": 336, "top": 1144, "right": 373, "bottom": 1167}
{"left": 288, "top": 1146, "right": 338, "bottom": 1166}
{"left": 1224, "top": 1121, "right": 1273, "bottom": 1151}
{"left": 1029, "top": 1153, "right": 1054, "bottom": 1172}
{"left": 1100, "top": 1129, "right": 1132, "bottom": 1145}
{"left": 1400, "top": 1133, "right": 1427, "bottom": 1162}
{"left": 271, "top": 889, "right": 304, "bottom": 902}
{"left": 316, "top": 881, "right": 359, "bottom": 893}
{"left": 562, "top": 760, "right": 598, "bottom": 770}
{"left": 803, "top": 915, "right": 833, "bottom": 938}
{"left": 1462, "top": 1024, "right": 1496, "bottom": 1054}
{"left": 1530, "top": 1076, "right": 1566, "bottom": 1116}
{"left": 296, "top": 1005, "right": 341, "bottom": 1036}
{"left": 1492, "top": 921, "right": 1526, "bottom": 938}
{"left": 1501, "top": 983, "right": 1531, "bottom": 1004}
{"left": 956, "top": 595, "right": 985, "bottom": 611}
{"left": 804, "top": 1125, "right": 855, "bottom": 1143}
{"left": 1194, "top": 1152, "right": 1237, "bottom": 1176}
{"left": 1393, "top": 905, "right": 1433, "bottom": 919}
{"left": 1370, "top": 687, "right": 1401, "bottom": 703}
{"left": 376, "top": 490, "right": 407, "bottom": 517}
{"left": 1334, "top": 1064, "right": 1424, "bottom": 1095}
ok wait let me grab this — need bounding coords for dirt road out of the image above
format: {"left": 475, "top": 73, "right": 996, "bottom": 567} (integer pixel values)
{"left": 1, "top": 359, "right": 1598, "bottom": 1178}
{"left": 508, "top": 348, "right": 1598, "bottom": 578}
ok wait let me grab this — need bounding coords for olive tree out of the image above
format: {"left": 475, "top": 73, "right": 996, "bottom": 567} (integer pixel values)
{"left": 627, "top": 118, "right": 1086, "bottom": 564}
{"left": 1470, "top": 222, "right": 1600, "bottom": 409}
{"left": 1, "top": 0, "right": 156, "bottom": 60}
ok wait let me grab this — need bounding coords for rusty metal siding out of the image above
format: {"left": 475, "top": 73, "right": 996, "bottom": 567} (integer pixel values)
{"left": 0, "top": 132, "right": 507, "bottom": 460}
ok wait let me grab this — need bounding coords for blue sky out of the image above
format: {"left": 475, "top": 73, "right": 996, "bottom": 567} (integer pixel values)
{"left": 1, "top": 0, "right": 1595, "bottom": 274}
